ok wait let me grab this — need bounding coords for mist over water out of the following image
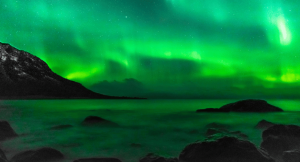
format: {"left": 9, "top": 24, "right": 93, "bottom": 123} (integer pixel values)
{"left": 0, "top": 99, "right": 299, "bottom": 162}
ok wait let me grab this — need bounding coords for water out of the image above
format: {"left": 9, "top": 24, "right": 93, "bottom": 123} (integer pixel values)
{"left": 0, "top": 99, "right": 299, "bottom": 162}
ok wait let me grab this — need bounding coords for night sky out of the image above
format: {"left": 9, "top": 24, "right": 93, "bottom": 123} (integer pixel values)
{"left": 1, "top": 0, "right": 300, "bottom": 99}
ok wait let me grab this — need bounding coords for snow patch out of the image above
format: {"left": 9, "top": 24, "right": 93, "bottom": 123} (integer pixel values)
{"left": 18, "top": 72, "right": 27, "bottom": 76}
{"left": 11, "top": 56, "right": 18, "bottom": 61}
{"left": 2, "top": 56, "right": 6, "bottom": 61}
{"left": 14, "top": 66, "right": 19, "bottom": 71}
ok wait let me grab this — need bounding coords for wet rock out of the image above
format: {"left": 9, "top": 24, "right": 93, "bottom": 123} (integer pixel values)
{"left": 81, "top": 116, "right": 118, "bottom": 126}
{"left": 282, "top": 150, "right": 300, "bottom": 162}
{"left": 262, "top": 124, "right": 300, "bottom": 140}
{"left": 49, "top": 124, "right": 73, "bottom": 130}
{"left": 179, "top": 136, "right": 274, "bottom": 162}
{"left": 0, "top": 121, "right": 18, "bottom": 141}
{"left": 255, "top": 120, "right": 275, "bottom": 130}
{"left": 261, "top": 124, "right": 300, "bottom": 158}
{"left": 0, "top": 149, "right": 7, "bottom": 162}
{"left": 205, "top": 128, "right": 248, "bottom": 141}
{"left": 140, "top": 153, "right": 178, "bottom": 162}
{"left": 73, "top": 158, "right": 122, "bottom": 162}
{"left": 11, "top": 147, "right": 64, "bottom": 162}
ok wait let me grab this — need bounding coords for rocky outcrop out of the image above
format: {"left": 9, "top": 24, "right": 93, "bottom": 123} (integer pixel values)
{"left": 0, "top": 121, "right": 17, "bottom": 141}
{"left": 11, "top": 147, "right": 64, "bottom": 162}
{"left": 81, "top": 116, "right": 118, "bottom": 126}
{"left": 139, "top": 153, "right": 178, "bottom": 162}
{"left": 197, "top": 99, "right": 283, "bottom": 112}
{"left": 73, "top": 158, "right": 122, "bottom": 162}
{"left": 255, "top": 120, "right": 275, "bottom": 130}
{"left": 261, "top": 124, "right": 300, "bottom": 159}
{"left": 179, "top": 137, "right": 274, "bottom": 162}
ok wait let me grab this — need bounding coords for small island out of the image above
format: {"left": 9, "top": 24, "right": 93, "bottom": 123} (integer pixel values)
{"left": 196, "top": 99, "right": 283, "bottom": 112}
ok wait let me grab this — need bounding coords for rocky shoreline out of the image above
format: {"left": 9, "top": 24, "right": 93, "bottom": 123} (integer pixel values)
{"left": 0, "top": 99, "right": 297, "bottom": 162}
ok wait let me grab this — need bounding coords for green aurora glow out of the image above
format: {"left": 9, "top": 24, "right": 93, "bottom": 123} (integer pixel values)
{"left": 1, "top": 0, "right": 300, "bottom": 98}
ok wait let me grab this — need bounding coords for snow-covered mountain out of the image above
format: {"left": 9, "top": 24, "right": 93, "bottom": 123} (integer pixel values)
{"left": 0, "top": 42, "right": 113, "bottom": 99}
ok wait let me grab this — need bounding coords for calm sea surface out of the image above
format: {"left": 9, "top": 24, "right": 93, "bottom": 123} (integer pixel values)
{"left": 0, "top": 99, "right": 299, "bottom": 162}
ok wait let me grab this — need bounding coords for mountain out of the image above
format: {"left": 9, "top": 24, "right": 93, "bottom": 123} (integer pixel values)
{"left": 0, "top": 42, "right": 124, "bottom": 99}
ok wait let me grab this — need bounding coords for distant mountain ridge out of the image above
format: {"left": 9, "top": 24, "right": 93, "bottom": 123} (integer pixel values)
{"left": 0, "top": 42, "right": 122, "bottom": 99}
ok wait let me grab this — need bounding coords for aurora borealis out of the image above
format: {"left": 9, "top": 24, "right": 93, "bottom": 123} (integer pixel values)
{"left": 1, "top": 0, "right": 300, "bottom": 98}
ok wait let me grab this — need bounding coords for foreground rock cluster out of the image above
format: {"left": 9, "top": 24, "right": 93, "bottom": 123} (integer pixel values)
{"left": 0, "top": 117, "right": 123, "bottom": 162}
{"left": 139, "top": 120, "right": 300, "bottom": 162}
{"left": 0, "top": 99, "right": 298, "bottom": 162}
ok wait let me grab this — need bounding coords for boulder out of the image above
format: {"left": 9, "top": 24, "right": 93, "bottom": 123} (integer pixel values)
{"left": 11, "top": 147, "right": 64, "bottom": 162}
{"left": 0, "top": 149, "right": 7, "bottom": 162}
{"left": 0, "top": 121, "right": 18, "bottom": 141}
{"left": 261, "top": 124, "right": 300, "bottom": 158}
{"left": 255, "top": 120, "right": 275, "bottom": 130}
{"left": 49, "top": 124, "right": 73, "bottom": 130}
{"left": 282, "top": 150, "right": 300, "bottom": 162}
{"left": 139, "top": 153, "right": 178, "bottom": 162}
{"left": 81, "top": 116, "right": 118, "bottom": 126}
{"left": 179, "top": 137, "right": 274, "bottom": 162}
{"left": 73, "top": 158, "right": 122, "bottom": 162}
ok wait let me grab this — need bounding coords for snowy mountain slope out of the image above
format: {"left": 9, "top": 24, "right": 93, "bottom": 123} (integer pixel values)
{"left": 0, "top": 42, "right": 114, "bottom": 99}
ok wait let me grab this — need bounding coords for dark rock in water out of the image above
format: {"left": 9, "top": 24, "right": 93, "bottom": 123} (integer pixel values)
{"left": 0, "top": 149, "right": 7, "bottom": 162}
{"left": 196, "top": 99, "right": 283, "bottom": 112}
{"left": 262, "top": 124, "right": 300, "bottom": 140}
{"left": 11, "top": 147, "right": 64, "bottom": 162}
{"left": 219, "top": 99, "right": 283, "bottom": 112}
{"left": 139, "top": 153, "right": 178, "bottom": 162}
{"left": 196, "top": 108, "right": 225, "bottom": 112}
{"left": 82, "top": 116, "right": 118, "bottom": 126}
{"left": 49, "top": 124, "right": 73, "bottom": 130}
{"left": 73, "top": 158, "right": 122, "bottom": 162}
{"left": 255, "top": 120, "right": 275, "bottom": 130}
{"left": 0, "top": 121, "right": 18, "bottom": 141}
{"left": 282, "top": 150, "right": 300, "bottom": 162}
{"left": 205, "top": 122, "right": 230, "bottom": 129}
{"left": 261, "top": 124, "right": 300, "bottom": 158}
{"left": 205, "top": 128, "right": 248, "bottom": 141}
{"left": 179, "top": 137, "right": 274, "bottom": 162}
